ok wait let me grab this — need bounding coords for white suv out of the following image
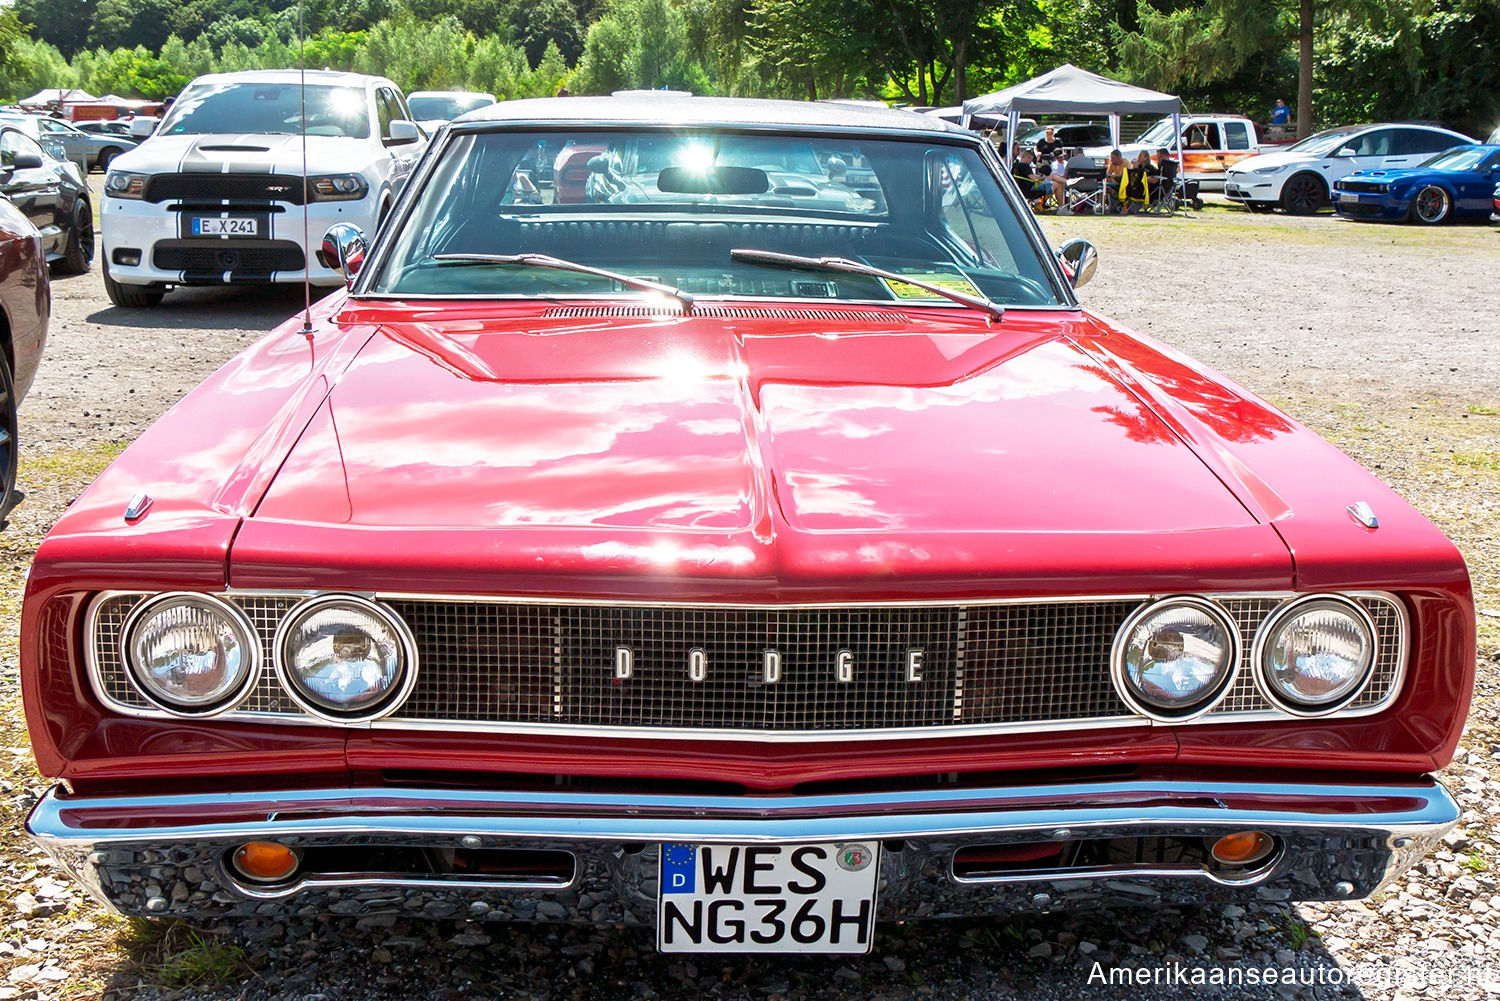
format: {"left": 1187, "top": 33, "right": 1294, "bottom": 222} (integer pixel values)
{"left": 100, "top": 70, "right": 425, "bottom": 307}
{"left": 1224, "top": 122, "right": 1473, "bottom": 214}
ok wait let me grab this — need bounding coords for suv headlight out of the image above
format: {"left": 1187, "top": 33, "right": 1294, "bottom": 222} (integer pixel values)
{"left": 1255, "top": 596, "right": 1375, "bottom": 716}
{"left": 275, "top": 595, "right": 417, "bottom": 722}
{"left": 104, "top": 171, "right": 149, "bottom": 198}
{"left": 308, "top": 174, "right": 369, "bottom": 201}
{"left": 1112, "top": 597, "right": 1240, "bottom": 721}
{"left": 122, "top": 594, "right": 260, "bottom": 715}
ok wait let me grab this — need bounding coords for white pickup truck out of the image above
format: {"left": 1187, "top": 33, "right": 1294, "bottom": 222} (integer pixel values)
{"left": 1086, "top": 114, "right": 1294, "bottom": 191}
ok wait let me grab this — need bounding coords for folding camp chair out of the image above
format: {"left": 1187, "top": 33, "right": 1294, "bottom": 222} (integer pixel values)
{"left": 1066, "top": 176, "right": 1105, "bottom": 215}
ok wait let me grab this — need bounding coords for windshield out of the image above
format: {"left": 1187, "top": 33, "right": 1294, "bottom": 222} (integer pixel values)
{"left": 1287, "top": 127, "right": 1363, "bottom": 155}
{"left": 368, "top": 128, "right": 1062, "bottom": 307}
{"left": 1136, "top": 120, "right": 1177, "bottom": 146}
{"left": 160, "top": 82, "right": 371, "bottom": 138}
{"left": 1421, "top": 146, "right": 1494, "bottom": 171}
{"left": 408, "top": 94, "right": 495, "bottom": 121}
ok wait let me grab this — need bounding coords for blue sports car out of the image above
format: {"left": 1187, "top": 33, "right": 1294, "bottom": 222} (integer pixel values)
{"left": 1333, "top": 144, "right": 1500, "bottom": 224}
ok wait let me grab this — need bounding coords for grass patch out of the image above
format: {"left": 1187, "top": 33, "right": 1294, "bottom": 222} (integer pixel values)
{"left": 1467, "top": 404, "right": 1500, "bottom": 416}
{"left": 1460, "top": 854, "right": 1490, "bottom": 873}
{"left": 119, "top": 920, "right": 252, "bottom": 990}
{"left": 1284, "top": 911, "right": 1314, "bottom": 950}
{"left": 20, "top": 441, "right": 128, "bottom": 484}
{"left": 1451, "top": 451, "right": 1500, "bottom": 471}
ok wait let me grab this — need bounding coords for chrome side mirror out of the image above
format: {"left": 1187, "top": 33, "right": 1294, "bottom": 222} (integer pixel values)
{"left": 321, "top": 223, "right": 367, "bottom": 283}
{"left": 1058, "top": 238, "right": 1098, "bottom": 290}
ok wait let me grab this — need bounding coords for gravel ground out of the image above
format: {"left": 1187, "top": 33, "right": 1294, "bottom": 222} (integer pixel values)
{"left": 0, "top": 195, "right": 1496, "bottom": 1000}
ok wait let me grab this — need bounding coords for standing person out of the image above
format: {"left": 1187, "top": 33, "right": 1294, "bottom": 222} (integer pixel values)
{"left": 1034, "top": 125, "right": 1064, "bottom": 161}
{"left": 1270, "top": 99, "right": 1290, "bottom": 125}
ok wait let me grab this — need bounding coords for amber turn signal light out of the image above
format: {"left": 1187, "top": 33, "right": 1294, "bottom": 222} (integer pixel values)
{"left": 230, "top": 841, "right": 300, "bottom": 883}
{"left": 1210, "top": 830, "right": 1274, "bottom": 866}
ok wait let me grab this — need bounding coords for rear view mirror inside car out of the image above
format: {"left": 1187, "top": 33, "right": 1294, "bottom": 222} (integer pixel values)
{"left": 657, "top": 165, "right": 770, "bottom": 195}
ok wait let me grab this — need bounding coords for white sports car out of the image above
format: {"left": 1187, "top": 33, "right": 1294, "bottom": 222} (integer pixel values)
{"left": 1224, "top": 122, "right": 1473, "bottom": 214}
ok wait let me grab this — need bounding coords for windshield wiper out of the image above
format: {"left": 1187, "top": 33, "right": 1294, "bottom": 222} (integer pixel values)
{"left": 432, "top": 253, "right": 694, "bottom": 313}
{"left": 729, "top": 249, "right": 1005, "bottom": 320}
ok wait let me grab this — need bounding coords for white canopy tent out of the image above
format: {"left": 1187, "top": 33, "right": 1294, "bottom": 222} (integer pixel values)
{"left": 962, "top": 64, "right": 1182, "bottom": 174}
{"left": 18, "top": 89, "right": 98, "bottom": 108}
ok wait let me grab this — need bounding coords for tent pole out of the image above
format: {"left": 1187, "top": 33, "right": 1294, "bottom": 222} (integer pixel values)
{"left": 1007, "top": 110, "right": 1017, "bottom": 166}
{"left": 1109, "top": 113, "right": 1120, "bottom": 148}
{"left": 1172, "top": 109, "right": 1183, "bottom": 177}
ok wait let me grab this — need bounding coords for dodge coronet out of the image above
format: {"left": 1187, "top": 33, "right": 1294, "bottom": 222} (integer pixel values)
{"left": 21, "top": 95, "right": 1474, "bottom": 955}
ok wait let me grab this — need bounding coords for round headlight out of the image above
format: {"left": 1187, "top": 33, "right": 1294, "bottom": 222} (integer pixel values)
{"left": 275, "top": 595, "right": 416, "bottom": 722}
{"left": 1255, "top": 596, "right": 1374, "bottom": 716}
{"left": 1113, "top": 597, "right": 1240, "bottom": 721}
{"left": 122, "top": 593, "right": 259, "bottom": 716}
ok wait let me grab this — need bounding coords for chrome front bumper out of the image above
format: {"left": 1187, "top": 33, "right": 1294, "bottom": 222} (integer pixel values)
{"left": 28, "top": 777, "right": 1457, "bottom": 924}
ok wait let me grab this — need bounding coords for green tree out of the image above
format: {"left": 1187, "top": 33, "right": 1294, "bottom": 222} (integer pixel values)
{"left": 1114, "top": 0, "right": 1419, "bottom": 137}
{"left": 468, "top": 33, "right": 530, "bottom": 97}
{"left": 0, "top": 35, "right": 79, "bottom": 101}
{"left": 511, "top": 0, "right": 583, "bottom": 65}
{"left": 87, "top": 0, "right": 179, "bottom": 51}
{"left": 14, "top": 0, "right": 96, "bottom": 59}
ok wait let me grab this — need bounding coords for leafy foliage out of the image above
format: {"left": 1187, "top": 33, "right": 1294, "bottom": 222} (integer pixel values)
{"left": 0, "top": 0, "right": 1487, "bottom": 139}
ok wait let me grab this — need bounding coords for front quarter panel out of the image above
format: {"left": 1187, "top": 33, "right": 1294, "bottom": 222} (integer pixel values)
{"left": 20, "top": 294, "right": 379, "bottom": 777}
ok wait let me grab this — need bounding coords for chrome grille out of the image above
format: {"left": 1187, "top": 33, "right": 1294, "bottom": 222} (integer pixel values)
{"left": 87, "top": 592, "right": 1407, "bottom": 737}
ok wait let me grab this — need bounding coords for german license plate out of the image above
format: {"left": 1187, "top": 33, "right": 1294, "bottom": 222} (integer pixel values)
{"left": 657, "top": 842, "right": 879, "bottom": 953}
{"left": 191, "top": 216, "right": 259, "bottom": 237}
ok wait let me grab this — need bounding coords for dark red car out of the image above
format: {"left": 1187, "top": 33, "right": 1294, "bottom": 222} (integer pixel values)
{"left": 0, "top": 195, "right": 51, "bottom": 520}
{"left": 21, "top": 97, "right": 1473, "bottom": 955}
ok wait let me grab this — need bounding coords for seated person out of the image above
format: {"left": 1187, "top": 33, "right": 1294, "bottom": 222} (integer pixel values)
{"left": 1065, "top": 147, "right": 1094, "bottom": 179}
{"left": 1119, "top": 153, "right": 1152, "bottom": 213}
{"left": 1011, "top": 148, "right": 1049, "bottom": 202}
{"left": 1102, "top": 149, "right": 1126, "bottom": 211}
{"left": 1154, "top": 148, "right": 1179, "bottom": 190}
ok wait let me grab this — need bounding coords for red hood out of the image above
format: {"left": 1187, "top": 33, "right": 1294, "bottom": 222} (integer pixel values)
{"left": 235, "top": 303, "right": 1291, "bottom": 596}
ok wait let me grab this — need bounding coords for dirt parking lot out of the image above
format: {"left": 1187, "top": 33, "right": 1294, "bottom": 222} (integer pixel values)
{"left": 0, "top": 198, "right": 1495, "bottom": 1000}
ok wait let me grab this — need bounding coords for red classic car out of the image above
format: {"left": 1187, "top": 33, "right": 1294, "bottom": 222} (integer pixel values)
{"left": 22, "top": 96, "right": 1473, "bottom": 955}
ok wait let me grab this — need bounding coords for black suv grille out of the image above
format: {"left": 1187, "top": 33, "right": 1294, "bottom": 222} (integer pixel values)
{"left": 153, "top": 239, "right": 305, "bottom": 274}
{"left": 144, "top": 173, "right": 307, "bottom": 205}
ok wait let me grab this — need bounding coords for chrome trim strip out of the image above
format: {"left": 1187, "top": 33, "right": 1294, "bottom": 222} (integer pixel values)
{"left": 949, "top": 856, "right": 1280, "bottom": 888}
{"left": 81, "top": 589, "right": 1409, "bottom": 740}
{"left": 28, "top": 777, "right": 1459, "bottom": 846}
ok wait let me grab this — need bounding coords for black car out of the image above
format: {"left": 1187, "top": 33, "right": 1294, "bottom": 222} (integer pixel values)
{"left": 0, "top": 126, "right": 93, "bottom": 274}
{"left": 1016, "top": 122, "right": 1111, "bottom": 150}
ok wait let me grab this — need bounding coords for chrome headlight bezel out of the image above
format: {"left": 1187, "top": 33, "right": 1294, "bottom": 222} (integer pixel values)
{"left": 1111, "top": 596, "right": 1242, "bottom": 723}
{"left": 1253, "top": 594, "right": 1377, "bottom": 717}
{"left": 273, "top": 594, "right": 419, "bottom": 723}
{"left": 119, "top": 592, "right": 262, "bottom": 717}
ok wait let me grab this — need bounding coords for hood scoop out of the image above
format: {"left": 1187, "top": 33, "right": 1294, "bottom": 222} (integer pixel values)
{"left": 197, "top": 144, "right": 271, "bottom": 153}
{"left": 543, "top": 305, "right": 909, "bottom": 323}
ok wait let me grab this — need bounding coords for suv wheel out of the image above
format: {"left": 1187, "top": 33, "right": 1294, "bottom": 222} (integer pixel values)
{"left": 1281, "top": 173, "right": 1325, "bottom": 215}
{"left": 102, "top": 259, "right": 165, "bottom": 308}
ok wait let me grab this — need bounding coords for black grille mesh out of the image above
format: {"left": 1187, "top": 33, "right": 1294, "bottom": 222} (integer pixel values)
{"left": 144, "top": 173, "right": 307, "bottom": 204}
{"left": 88, "top": 593, "right": 1406, "bottom": 734}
